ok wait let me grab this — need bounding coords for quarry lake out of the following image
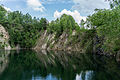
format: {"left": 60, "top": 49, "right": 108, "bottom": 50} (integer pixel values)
{"left": 0, "top": 50, "right": 120, "bottom": 80}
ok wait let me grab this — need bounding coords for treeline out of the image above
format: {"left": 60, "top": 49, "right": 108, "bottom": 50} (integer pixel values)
{"left": 0, "top": 0, "right": 120, "bottom": 54}
{"left": 0, "top": 6, "right": 48, "bottom": 48}
{"left": 87, "top": 0, "right": 120, "bottom": 54}
{"left": 47, "top": 14, "right": 82, "bottom": 37}
{"left": 0, "top": 5, "right": 84, "bottom": 48}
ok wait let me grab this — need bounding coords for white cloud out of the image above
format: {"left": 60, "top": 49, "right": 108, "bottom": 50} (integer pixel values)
{"left": 0, "top": 5, "right": 12, "bottom": 11}
{"left": 40, "top": 0, "right": 72, "bottom": 4}
{"left": 27, "top": 0, "right": 45, "bottom": 12}
{"left": 0, "top": 0, "right": 21, "bottom": 1}
{"left": 54, "top": 9, "right": 86, "bottom": 24}
{"left": 72, "top": 0, "right": 110, "bottom": 16}
{"left": 3, "top": 6, "right": 11, "bottom": 11}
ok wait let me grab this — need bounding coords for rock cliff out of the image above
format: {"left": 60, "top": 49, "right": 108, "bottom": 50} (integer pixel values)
{"left": 0, "top": 24, "right": 11, "bottom": 50}
{"left": 34, "top": 30, "right": 94, "bottom": 53}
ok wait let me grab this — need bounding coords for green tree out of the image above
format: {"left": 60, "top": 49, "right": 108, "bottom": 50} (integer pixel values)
{"left": 87, "top": 8, "right": 120, "bottom": 53}
{"left": 39, "top": 18, "right": 48, "bottom": 30}
{"left": 0, "top": 5, "right": 7, "bottom": 24}
{"left": 106, "top": 0, "right": 120, "bottom": 8}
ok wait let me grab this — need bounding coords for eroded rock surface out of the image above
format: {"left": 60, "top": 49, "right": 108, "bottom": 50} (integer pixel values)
{"left": 0, "top": 24, "right": 11, "bottom": 50}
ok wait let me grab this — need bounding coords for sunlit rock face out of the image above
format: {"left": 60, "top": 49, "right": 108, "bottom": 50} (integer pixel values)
{"left": 0, "top": 24, "right": 11, "bottom": 50}
{"left": 34, "top": 30, "right": 86, "bottom": 52}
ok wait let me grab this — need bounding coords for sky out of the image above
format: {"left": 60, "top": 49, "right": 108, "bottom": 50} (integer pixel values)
{"left": 0, "top": 0, "right": 110, "bottom": 24}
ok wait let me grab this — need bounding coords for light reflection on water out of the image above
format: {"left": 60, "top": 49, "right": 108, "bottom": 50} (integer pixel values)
{"left": 76, "top": 71, "right": 93, "bottom": 80}
{"left": 32, "top": 73, "right": 61, "bottom": 80}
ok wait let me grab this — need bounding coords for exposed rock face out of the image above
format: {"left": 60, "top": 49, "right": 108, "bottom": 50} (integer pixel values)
{"left": 34, "top": 30, "right": 92, "bottom": 53}
{"left": 0, "top": 24, "right": 11, "bottom": 50}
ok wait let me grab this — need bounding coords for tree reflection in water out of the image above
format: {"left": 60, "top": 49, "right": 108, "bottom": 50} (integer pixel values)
{"left": 0, "top": 50, "right": 120, "bottom": 80}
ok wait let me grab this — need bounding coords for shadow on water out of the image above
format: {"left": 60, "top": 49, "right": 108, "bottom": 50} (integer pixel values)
{"left": 0, "top": 50, "right": 120, "bottom": 80}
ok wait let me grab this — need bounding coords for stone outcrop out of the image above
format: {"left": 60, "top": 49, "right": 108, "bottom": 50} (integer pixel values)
{"left": 34, "top": 30, "right": 93, "bottom": 53}
{"left": 0, "top": 24, "right": 11, "bottom": 50}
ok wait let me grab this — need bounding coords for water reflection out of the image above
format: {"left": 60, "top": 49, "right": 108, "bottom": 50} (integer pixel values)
{"left": 76, "top": 71, "right": 93, "bottom": 80}
{"left": 0, "top": 50, "right": 10, "bottom": 74}
{"left": 0, "top": 50, "right": 120, "bottom": 80}
{"left": 32, "top": 73, "right": 61, "bottom": 80}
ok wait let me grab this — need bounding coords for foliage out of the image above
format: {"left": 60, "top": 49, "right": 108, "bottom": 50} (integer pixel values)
{"left": 87, "top": 8, "right": 120, "bottom": 53}
{"left": 47, "top": 14, "right": 79, "bottom": 37}
{"left": 0, "top": 6, "right": 48, "bottom": 48}
{"left": 108, "top": 0, "right": 120, "bottom": 8}
{"left": 1, "top": 3, "right": 120, "bottom": 55}
{"left": 0, "top": 5, "right": 7, "bottom": 24}
{"left": 0, "top": 5, "right": 95, "bottom": 52}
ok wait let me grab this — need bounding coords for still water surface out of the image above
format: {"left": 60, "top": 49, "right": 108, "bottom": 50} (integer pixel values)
{"left": 0, "top": 50, "right": 120, "bottom": 80}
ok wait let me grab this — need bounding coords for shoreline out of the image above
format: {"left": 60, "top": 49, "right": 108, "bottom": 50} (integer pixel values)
{"left": 0, "top": 48, "right": 117, "bottom": 58}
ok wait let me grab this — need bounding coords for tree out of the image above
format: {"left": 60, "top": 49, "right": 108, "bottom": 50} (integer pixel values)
{"left": 39, "top": 18, "right": 48, "bottom": 30}
{"left": 0, "top": 6, "right": 47, "bottom": 48}
{"left": 106, "top": 0, "right": 120, "bottom": 8}
{"left": 0, "top": 5, "right": 7, "bottom": 24}
{"left": 80, "top": 19, "right": 85, "bottom": 28}
{"left": 87, "top": 7, "right": 120, "bottom": 53}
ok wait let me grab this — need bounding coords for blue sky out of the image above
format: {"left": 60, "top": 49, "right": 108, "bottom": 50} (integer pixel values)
{"left": 0, "top": 0, "right": 110, "bottom": 24}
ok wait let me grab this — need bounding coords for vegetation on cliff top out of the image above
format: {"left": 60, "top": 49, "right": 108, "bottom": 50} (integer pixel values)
{"left": 88, "top": 8, "right": 120, "bottom": 54}
{"left": 0, "top": 5, "right": 89, "bottom": 49}
{"left": 0, "top": 5, "right": 48, "bottom": 48}
{"left": 0, "top": 0, "right": 120, "bottom": 54}
{"left": 87, "top": 0, "right": 120, "bottom": 54}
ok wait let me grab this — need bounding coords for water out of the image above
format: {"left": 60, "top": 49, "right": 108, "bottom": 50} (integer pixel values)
{"left": 0, "top": 50, "right": 120, "bottom": 80}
